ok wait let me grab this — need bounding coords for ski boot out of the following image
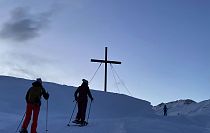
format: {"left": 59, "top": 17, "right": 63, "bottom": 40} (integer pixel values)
{"left": 80, "top": 121, "right": 88, "bottom": 126}
{"left": 19, "top": 128, "right": 28, "bottom": 133}
{"left": 72, "top": 119, "right": 81, "bottom": 124}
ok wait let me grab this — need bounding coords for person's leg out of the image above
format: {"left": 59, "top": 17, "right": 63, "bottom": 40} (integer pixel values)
{"left": 75, "top": 102, "right": 82, "bottom": 121}
{"left": 21, "top": 104, "right": 33, "bottom": 130}
{"left": 164, "top": 110, "right": 167, "bottom": 116}
{"left": 80, "top": 101, "right": 88, "bottom": 122}
{"left": 31, "top": 104, "right": 40, "bottom": 133}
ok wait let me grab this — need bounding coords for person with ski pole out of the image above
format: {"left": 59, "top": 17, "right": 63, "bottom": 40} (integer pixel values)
{"left": 72, "top": 79, "right": 93, "bottom": 126}
{"left": 20, "top": 78, "right": 49, "bottom": 133}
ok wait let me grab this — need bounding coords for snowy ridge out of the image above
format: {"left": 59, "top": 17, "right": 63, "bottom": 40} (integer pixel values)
{"left": 0, "top": 76, "right": 153, "bottom": 117}
{"left": 0, "top": 75, "right": 210, "bottom": 133}
{"left": 153, "top": 99, "right": 210, "bottom": 116}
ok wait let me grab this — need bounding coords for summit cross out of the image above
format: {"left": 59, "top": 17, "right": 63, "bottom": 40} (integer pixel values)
{"left": 91, "top": 47, "right": 121, "bottom": 92}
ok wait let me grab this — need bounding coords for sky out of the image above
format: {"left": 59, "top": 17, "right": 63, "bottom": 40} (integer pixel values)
{"left": 0, "top": 0, "right": 209, "bottom": 105}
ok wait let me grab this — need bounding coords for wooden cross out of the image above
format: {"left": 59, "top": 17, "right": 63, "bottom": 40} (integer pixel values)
{"left": 91, "top": 47, "right": 121, "bottom": 92}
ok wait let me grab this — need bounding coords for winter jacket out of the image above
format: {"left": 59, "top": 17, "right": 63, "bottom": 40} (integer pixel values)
{"left": 74, "top": 83, "right": 93, "bottom": 102}
{"left": 25, "top": 81, "right": 49, "bottom": 106}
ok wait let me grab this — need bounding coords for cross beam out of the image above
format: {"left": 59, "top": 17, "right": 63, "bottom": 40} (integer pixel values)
{"left": 91, "top": 47, "right": 121, "bottom": 92}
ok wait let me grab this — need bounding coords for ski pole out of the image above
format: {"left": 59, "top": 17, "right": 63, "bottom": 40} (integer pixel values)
{"left": 45, "top": 100, "right": 49, "bottom": 133}
{"left": 15, "top": 112, "right": 26, "bottom": 133}
{"left": 67, "top": 101, "right": 77, "bottom": 126}
{"left": 86, "top": 101, "right": 92, "bottom": 123}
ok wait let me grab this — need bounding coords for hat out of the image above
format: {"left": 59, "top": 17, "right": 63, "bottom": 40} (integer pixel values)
{"left": 82, "top": 79, "right": 88, "bottom": 84}
{"left": 36, "top": 78, "right": 42, "bottom": 84}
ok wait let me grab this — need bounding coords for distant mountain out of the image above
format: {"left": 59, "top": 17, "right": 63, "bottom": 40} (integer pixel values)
{"left": 153, "top": 99, "right": 210, "bottom": 116}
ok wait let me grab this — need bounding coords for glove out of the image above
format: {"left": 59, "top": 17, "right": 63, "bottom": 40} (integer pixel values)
{"left": 44, "top": 92, "right": 49, "bottom": 100}
{"left": 46, "top": 93, "right": 49, "bottom": 100}
{"left": 75, "top": 97, "right": 79, "bottom": 102}
{"left": 91, "top": 97, "right": 94, "bottom": 102}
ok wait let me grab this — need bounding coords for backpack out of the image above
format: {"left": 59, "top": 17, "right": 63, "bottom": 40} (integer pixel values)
{"left": 28, "top": 86, "right": 42, "bottom": 103}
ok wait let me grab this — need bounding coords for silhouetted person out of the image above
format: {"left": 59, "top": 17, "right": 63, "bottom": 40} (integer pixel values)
{"left": 20, "top": 78, "right": 49, "bottom": 133}
{"left": 163, "top": 104, "right": 168, "bottom": 116}
{"left": 72, "top": 79, "right": 93, "bottom": 125}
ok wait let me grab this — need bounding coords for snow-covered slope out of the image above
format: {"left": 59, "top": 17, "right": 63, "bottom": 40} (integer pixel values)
{"left": 0, "top": 76, "right": 210, "bottom": 133}
{"left": 0, "top": 76, "right": 153, "bottom": 117}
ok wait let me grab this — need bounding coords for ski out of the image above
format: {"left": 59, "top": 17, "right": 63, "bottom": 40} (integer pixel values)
{"left": 67, "top": 123, "right": 88, "bottom": 127}
{"left": 68, "top": 124, "right": 88, "bottom": 127}
{"left": 67, "top": 121, "right": 88, "bottom": 127}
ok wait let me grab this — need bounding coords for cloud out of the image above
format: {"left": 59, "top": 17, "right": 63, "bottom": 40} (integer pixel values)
{"left": 0, "top": 51, "right": 58, "bottom": 80}
{"left": 0, "top": 7, "right": 53, "bottom": 42}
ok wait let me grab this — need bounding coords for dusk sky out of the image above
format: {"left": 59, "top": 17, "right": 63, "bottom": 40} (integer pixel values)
{"left": 0, "top": 0, "right": 209, "bottom": 105}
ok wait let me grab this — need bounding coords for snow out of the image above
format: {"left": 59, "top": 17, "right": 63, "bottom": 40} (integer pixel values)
{"left": 0, "top": 75, "right": 209, "bottom": 133}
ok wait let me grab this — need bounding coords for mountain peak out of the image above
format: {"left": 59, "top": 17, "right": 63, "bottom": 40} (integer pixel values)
{"left": 157, "top": 99, "right": 196, "bottom": 107}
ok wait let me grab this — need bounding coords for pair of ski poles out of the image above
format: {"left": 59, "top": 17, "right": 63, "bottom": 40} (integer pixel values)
{"left": 15, "top": 100, "right": 49, "bottom": 133}
{"left": 67, "top": 100, "right": 93, "bottom": 126}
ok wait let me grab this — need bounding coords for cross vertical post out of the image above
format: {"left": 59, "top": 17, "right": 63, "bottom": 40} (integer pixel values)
{"left": 104, "top": 47, "right": 108, "bottom": 92}
{"left": 91, "top": 47, "right": 121, "bottom": 92}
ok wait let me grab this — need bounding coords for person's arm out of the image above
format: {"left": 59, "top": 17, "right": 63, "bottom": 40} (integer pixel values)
{"left": 42, "top": 87, "right": 49, "bottom": 100}
{"left": 25, "top": 89, "right": 30, "bottom": 103}
{"left": 87, "top": 87, "right": 93, "bottom": 101}
{"left": 74, "top": 87, "right": 80, "bottom": 101}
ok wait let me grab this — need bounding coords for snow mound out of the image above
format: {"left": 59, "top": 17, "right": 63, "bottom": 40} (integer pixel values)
{"left": 0, "top": 75, "right": 154, "bottom": 118}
